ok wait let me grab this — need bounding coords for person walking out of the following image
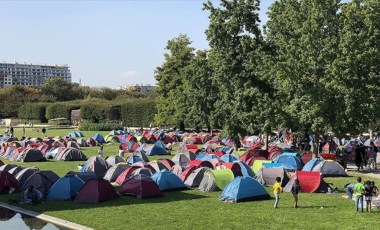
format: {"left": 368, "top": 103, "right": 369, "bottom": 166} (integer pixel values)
{"left": 354, "top": 177, "right": 365, "bottom": 212}
{"left": 291, "top": 179, "right": 301, "bottom": 208}
{"left": 273, "top": 177, "right": 282, "bottom": 209}
{"left": 97, "top": 145, "right": 104, "bottom": 158}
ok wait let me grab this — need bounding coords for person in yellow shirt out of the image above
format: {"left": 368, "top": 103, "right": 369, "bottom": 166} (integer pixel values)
{"left": 273, "top": 176, "right": 282, "bottom": 208}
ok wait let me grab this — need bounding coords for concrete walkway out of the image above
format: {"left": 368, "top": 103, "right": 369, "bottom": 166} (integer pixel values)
{"left": 346, "top": 163, "right": 380, "bottom": 179}
{"left": 0, "top": 201, "right": 93, "bottom": 230}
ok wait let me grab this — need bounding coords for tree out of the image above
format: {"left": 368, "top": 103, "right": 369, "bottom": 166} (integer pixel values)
{"left": 204, "top": 0, "right": 279, "bottom": 137}
{"left": 41, "top": 77, "right": 80, "bottom": 101}
{"left": 330, "top": 0, "right": 380, "bottom": 136}
{"left": 182, "top": 50, "right": 216, "bottom": 129}
{"left": 154, "top": 34, "right": 195, "bottom": 128}
{"left": 265, "top": 0, "right": 342, "bottom": 155}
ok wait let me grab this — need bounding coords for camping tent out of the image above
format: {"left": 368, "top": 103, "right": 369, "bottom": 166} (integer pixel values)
{"left": 17, "top": 149, "right": 44, "bottom": 162}
{"left": 115, "top": 166, "right": 141, "bottom": 185}
{"left": 21, "top": 171, "right": 60, "bottom": 197}
{"left": 15, "top": 167, "right": 39, "bottom": 187}
{"left": 252, "top": 160, "right": 272, "bottom": 174}
{"left": 47, "top": 175, "right": 85, "bottom": 200}
{"left": 312, "top": 160, "right": 347, "bottom": 177}
{"left": 105, "top": 156, "right": 126, "bottom": 167}
{"left": 255, "top": 167, "right": 290, "bottom": 187}
{"left": 92, "top": 134, "right": 105, "bottom": 144}
{"left": 120, "top": 174, "right": 163, "bottom": 199}
{"left": 272, "top": 155, "right": 303, "bottom": 171}
{"left": 219, "top": 177, "right": 270, "bottom": 202}
{"left": 151, "top": 170, "right": 187, "bottom": 191}
{"left": 303, "top": 158, "right": 324, "bottom": 171}
{"left": 103, "top": 164, "right": 129, "bottom": 182}
{"left": 172, "top": 152, "right": 195, "bottom": 168}
{"left": 0, "top": 171, "right": 20, "bottom": 194}
{"left": 74, "top": 179, "right": 118, "bottom": 203}
{"left": 55, "top": 148, "right": 87, "bottom": 161}
{"left": 80, "top": 156, "right": 108, "bottom": 178}
{"left": 184, "top": 167, "right": 208, "bottom": 188}
{"left": 205, "top": 169, "right": 234, "bottom": 191}
{"left": 283, "top": 171, "right": 329, "bottom": 193}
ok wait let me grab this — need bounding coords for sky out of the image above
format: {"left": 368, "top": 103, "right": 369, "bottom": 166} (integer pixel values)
{"left": 0, "top": 0, "right": 274, "bottom": 88}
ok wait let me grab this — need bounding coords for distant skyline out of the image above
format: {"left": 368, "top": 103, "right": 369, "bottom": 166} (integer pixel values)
{"left": 0, "top": 0, "right": 274, "bottom": 88}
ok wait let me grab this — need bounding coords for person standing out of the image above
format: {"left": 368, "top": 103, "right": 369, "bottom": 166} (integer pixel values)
{"left": 118, "top": 145, "right": 124, "bottom": 158}
{"left": 97, "top": 145, "right": 104, "bottom": 158}
{"left": 10, "top": 126, "right": 14, "bottom": 136}
{"left": 354, "top": 177, "right": 365, "bottom": 212}
{"left": 364, "top": 181, "right": 373, "bottom": 213}
{"left": 273, "top": 177, "right": 282, "bottom": 209}
{"left": 291, "top": 179, "right": 301, "bottom": 208}
{"left": 41, "top": 127, "right": 46, "bottom": 137}
{"left": 367, "top": 142, "right": 378, "bottom": 172}
{"left": 22, "top": 126, "right": 26, "bottom": 137}
{"left": 354, "top": 145, "right": 363, "bottom": 171}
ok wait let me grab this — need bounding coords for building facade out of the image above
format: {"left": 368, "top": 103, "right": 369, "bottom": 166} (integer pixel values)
{"left": 0, "top": 62, "right": 71, "bottom": 87}
{"left": 119, "top": 84, "right": 156, "bottom": 93}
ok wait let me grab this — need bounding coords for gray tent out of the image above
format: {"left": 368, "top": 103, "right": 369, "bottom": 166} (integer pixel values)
{"left": 67, "top": 141, "right": 80, "bottom": 149}
{"left": 103, "top": 164, "right": 129, "bottom": 182}
{"left": 312, "top": 160, "right": 347, "bottom": 177}
{"left": 105, "top": 156, "right": 126, "bottom": 167}
{"left": 170, "top": 164, "right": 183, "bottom": 177}
{"left": 132, "top": 168, "right": 153, "bottom": 177}
{"left": 172, "top": 152, "right": 196, "bottom": 168}
{"left": 21, "top": 171, "right": 60, "bottom": 197}
{"left": 148, "top": 162, "right": 167, "bottom": 172}
{"left": 15, "top": 167, "right": 39, "bottom": 187}
{"left": 198, "top": 170, "right": 219, "bottom": 192}
{"left": 77, "top": 138, "right": 89, "bottom": 147}
{"left": 81, "top": 156, "right": 108, "bottom": 178}
{"left": 255, "top": 167, "right": 290, "bottom": 187}
{"left": 133, "top": 151, "right": 149, "bottom": 162}
{"left": 7, "top": 165, "right": 25, "bottom": 176}
{"left": 184, "top": 167, "right": 207, "bottom": 188}
{"left": 55, "top": 148, "right": 87, "bottom": 161}
{"left": 17, "top": 149, "right": 44, "bottom": 162}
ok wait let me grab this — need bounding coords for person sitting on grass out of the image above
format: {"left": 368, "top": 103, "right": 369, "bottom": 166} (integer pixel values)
{"left": 23, "top": 185, "right": 43, "bottom": 205}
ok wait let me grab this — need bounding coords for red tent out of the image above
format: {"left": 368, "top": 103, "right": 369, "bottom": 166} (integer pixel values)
{"left": 0, "top": 171, "right": 20, "bottom": 194}
{"left": 301, "top": 152, "right": 313, "bottom": 165}
{"left": 120, "top": 175, "right": 163, "bottom": 199}
{"left": 115, "top": 166, "right": 141, "bottom": 185}
{"left": 320, "top": 153, "right": 336, "bottom": 161}
{"left": 180, "top": 165, "right": 197, "bottom": 181}
{"left": 284, "top": 171, "right": 328, "bottom": 193}
{"left": 158, "top": 159, "right": 175, "bottom": 170}
{"left": 74, "top": 179, "right": 118, "bottom": 203}
{"left": 187, "top": 160, "right": 214, "bottom": 169}
{"left": 246, "top": 156, "right": 267, "bottom": 166}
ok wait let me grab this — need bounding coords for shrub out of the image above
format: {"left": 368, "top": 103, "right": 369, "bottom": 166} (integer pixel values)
{"left": 79, "top": 120, "right": 123, "bottom": 131}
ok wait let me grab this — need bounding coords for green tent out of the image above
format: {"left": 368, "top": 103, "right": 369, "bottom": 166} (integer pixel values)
{"left": 252, "top": 160, "right": 272, "bottom": 174}
{"left": 235, "top": 150, "right": 247, "bottom": 157}
{"left": 105, "top": 135, "right": 120, "bottom": 143}
{"left": 211, "top": 169, "right": 234, "bottom": 190}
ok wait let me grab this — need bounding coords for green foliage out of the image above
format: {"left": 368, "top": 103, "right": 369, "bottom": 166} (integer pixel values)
{"left": 154, "top": 34, "right": 195, "bottom": 127}
{"left": 121, "top": 99, "right": 157, "bottom": 127}
{"left": 45, "top": 102, "right": 81, "bottom": 120}
{"left": 41, "top": 78, "right": 83, "bottom": 101}
{"left": 79, "top": 121, "right": 123, "bottom": 131}
{"left": 0, "top": 86, "right": 41, "bottom": 118}
{"left": 18, "top": 103, "right": 48, "bottom": 123}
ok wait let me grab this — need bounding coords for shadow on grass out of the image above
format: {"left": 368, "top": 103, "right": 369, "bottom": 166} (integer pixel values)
{"left": 4, "top": 190, "right": 207, "bottom": 214}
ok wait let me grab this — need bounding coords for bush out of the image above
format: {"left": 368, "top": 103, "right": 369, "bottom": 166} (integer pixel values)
{"left": 121, "top": 99, "right": 156, "bottom": 127}
{"left": 18, "top": 103, "right": 49, "bottom": 123}
{"left": 79, "top": 121, "right": 123, "bottom": 131}
{"left": 45, "top": 102, "right": 81, "bottom": 120}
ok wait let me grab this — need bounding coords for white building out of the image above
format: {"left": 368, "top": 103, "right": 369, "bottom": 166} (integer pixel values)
{"left": 119, "top": 84, "right": 156, "bottom": 93}
{"left": 0, "top": 62, "right": 71, "bottom": 87}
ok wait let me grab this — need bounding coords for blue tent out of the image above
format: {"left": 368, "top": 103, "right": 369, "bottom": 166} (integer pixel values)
{"left": 303, "top": 158, "right": 324, "bottom": 171}
{"left": 262, "top": 163, "right": 283, "bottom": 168}
{"left": 151, "top": 170, "right": 187, "bottom": 191}
{"left": 92, "top": 133, "right": 105, "bottom": 144}
{"left": 220, "top": 177, "right": 270, "bottom": 202}
{"left": 220, "top": 146, "right": 233, "bottom": 154}
{"left": 195, "top": 151, "right": 207, "bottom": 160}
{"left": 234, "top": 162, "right": 255, "bottom": 177}
{"left": 127, "top": 155, "right": 143, "bottom": 164}
{"left": 47, "top": 175, "right": 85, "bottom": 200}
{"left": 273, "top": 155, "right": 303, "bottom": 171}
{"left": 69, "top": 131, "right": 84, "bottom": 138}
{"left": 281, "top": 152, "right": 302, "bottom": 161}
{"left": 220, "top": 154, "right": 239, "bottom": 163}
{"left": 146, "top": 143, "right": 168, "bottom": 156}
{"left": 201, "top": 154, "right": 220, "bottom": 161}
{"left": 45, "top": 147, "right": 59, "bottom": 159}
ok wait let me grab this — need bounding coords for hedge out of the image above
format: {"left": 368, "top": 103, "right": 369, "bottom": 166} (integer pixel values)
{"left": 18, "top": 103, "right": 49, "bottom": 123}
{"left": 79, "top": 120, "right": 123, "bottom": 131}
{"left": 45, "top": 102, "right": 81, "bottom": 120}
{"left": 80, "top": 103, "right": 122, "bottom": 123}
{"left": 121, "top": 99, "right": 156, "bottom": 127}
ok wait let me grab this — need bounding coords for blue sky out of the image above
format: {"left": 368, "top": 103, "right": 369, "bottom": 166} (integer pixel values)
{"left": 0, "top": 0, "right": 273, "bottom": 88}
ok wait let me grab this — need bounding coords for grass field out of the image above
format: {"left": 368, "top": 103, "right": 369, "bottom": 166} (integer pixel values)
{"left": 0, "top": 127, "right": 379, "bottom": 230}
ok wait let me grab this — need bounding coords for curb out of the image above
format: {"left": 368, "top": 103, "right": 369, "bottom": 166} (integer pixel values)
{"left": 0, "top": 201, "right": 93, "bottom": 230}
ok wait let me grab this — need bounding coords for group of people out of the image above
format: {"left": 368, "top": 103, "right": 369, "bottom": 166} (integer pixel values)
{"left": 350, "top": 177, "right": 379, "bottom": 213}
{"left": 355, "top": 142, "right": 378, "bottom": 172}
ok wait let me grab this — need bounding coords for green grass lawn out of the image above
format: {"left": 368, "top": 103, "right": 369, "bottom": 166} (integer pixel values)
{"left": 0, "top": 128, "right": 379, "bottom": 229}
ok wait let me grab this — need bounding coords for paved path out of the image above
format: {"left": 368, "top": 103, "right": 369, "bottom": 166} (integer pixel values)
{"left": 0, "top": 202, "right": 93, "bottom": 230}
{"left": 346, "top": 163, "right": 380, "bottom": 179}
